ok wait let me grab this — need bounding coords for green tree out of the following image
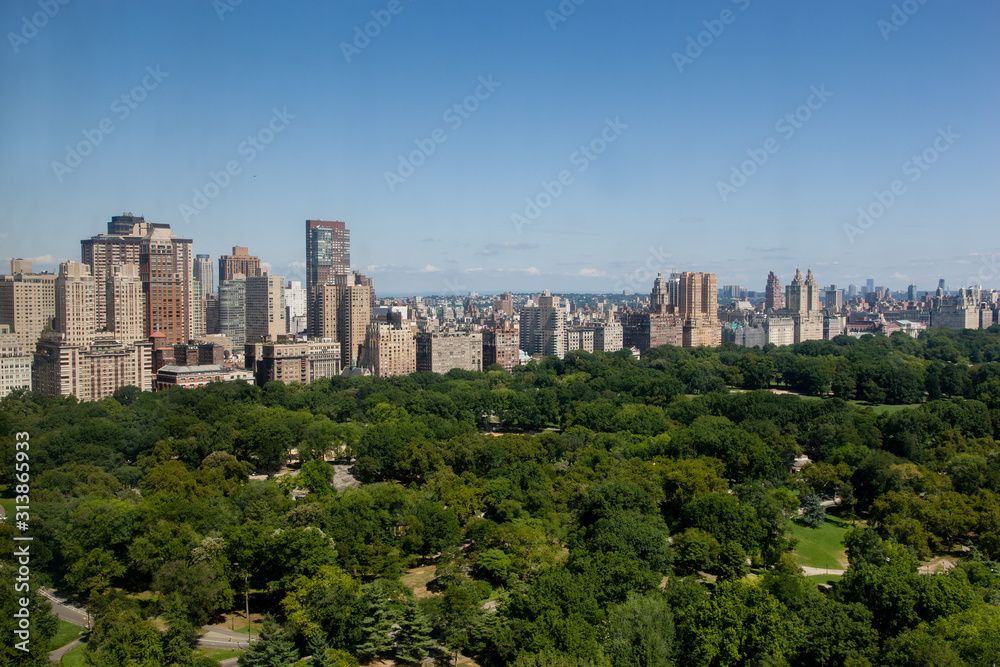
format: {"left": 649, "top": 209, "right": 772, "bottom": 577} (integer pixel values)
{"left": 680, "top": 579, "right": 789, "bottom": 667}
{"left": 603, "top": 593, "right": 676, "bottom": 667}
{"left": 800, "top": 494, "right": 826, "bottom": 528}
{"left": 85, "top": 602, "right": 165, "bottom": 667}
{"left": 238, "top": 615, "right": 299, "bottom": 667}
{"left": 394, "top": 599, "right": 434, "bottom": 664}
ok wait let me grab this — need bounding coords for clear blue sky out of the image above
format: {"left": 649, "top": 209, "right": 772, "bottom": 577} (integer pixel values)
{"left": 1, "top": 0, "right": 997, "bottom": 295}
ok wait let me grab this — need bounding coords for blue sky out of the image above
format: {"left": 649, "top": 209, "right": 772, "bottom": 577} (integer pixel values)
{"left": 1, "top": 0, "right": 997, "bottom": 295}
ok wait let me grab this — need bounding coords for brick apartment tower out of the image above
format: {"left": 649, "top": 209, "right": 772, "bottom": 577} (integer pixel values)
{"left": 678, "top": 271, "right": 721, "bottom": 348}
{"left": 81, "top": 213, "right": 149, "bottom": 330}
{"left": 218, "top": 246, "right": 262, "bottom": 282}
{"left": 305, "top": 220, "right": 350, "bottom": 335}
{"left": 765, "top": 271, "right": 784, "bottom": 311}
{"left": 140, "top": 225, "right": 194, "bottom": 345}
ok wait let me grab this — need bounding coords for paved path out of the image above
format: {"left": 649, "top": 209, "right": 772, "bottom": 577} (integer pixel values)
{"left": 800, "top": 566, "right": 846, "bottom": 576}
{"left": 49, "top": 638, "right": 82, "bottom": 663}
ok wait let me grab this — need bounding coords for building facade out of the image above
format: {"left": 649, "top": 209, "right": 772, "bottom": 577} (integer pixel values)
{"left": 520, "top": 290, "right": 567, "bottom": 358}
{"left": 416, "top": 330, "right": 483, "bottom": 373}
{"left": 218, "top": 246, "right": 262, "bottom": 282}
{"left": 0, "top": 260, "right": 57, "bottom": 349}
{"left": 139, "top": 225, "right": 194, "bottom": 345}
{"left": 245, "top": 273, "right": 285, "bottom": 342}
{"left": 306, "top": 220, "right": 350, "bottom": 335}
{"left": 483, "top": 329, "right": 520, "bottom": 371}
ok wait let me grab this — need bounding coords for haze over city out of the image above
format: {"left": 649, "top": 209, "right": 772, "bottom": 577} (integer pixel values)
{"left": 1, "top": 0, "right": 998, "bottom": 294}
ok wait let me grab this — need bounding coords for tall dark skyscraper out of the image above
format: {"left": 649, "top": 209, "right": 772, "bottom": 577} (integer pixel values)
{"left": 306, "top": 220, "right": 350, "bottom": 334}
{"left": 194, "top": 254, "right": 213, "bottom": 298}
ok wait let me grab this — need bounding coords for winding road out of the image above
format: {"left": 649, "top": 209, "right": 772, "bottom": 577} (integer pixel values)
{"left": 41, "top": 588, "right": 255, "bottom": 664}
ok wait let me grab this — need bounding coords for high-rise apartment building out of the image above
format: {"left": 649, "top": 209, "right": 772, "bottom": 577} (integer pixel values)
{"left": 825, "top": 285, "right": 843, "bottom": 313}
{"left": 0, "top": 325, "right": 32, "bottom": 397}
{"left": 483, "top": 328, "right": 520, "bottom": 371}
{"left": 33, "top": 336, "right": 153, "bottom": 402}
{"left": 416, "top": 330, "right": 483, "bottom": 373}
{"left": 783, "top": 268, "right": 824, "bottom": 343}
{"left": 337, "top": 272, "right": 372, "bottom": 368}
{"left": 139, "top": 225, "right": 194, "bottom": 345}
{"left": 0, "top": 260, "right": 57, "bottom": 349}
{"left": 493, "top": 292, "right": 514, "bottom": 317}
{"left": 285, "top": 280, "right": 307, "bottom": 334}
{"left": 765, "top": 271, "right": 784, "bottom": 311}
{"left": 81, "top": 213, "right": 149, "bottom": 330}
{"left": 55, "top": 261, "right": 97, "bottom": 348}
{"left": 363, "top": 321, "right": 415, "bottom": 377}
{"left": 106, "top": 264, "right": 146, "bottom": 345}
{"left": 218, "top": 246, "right": 262, "bottom": 282}
{"left": 245, "top": 272, "right": 285, "bottom": 343}
{"left": 907, "top": 284, "right": 918, "bottom": 301}
{"left": 218, "top": 277, "right": 247, "bottom": 348}
{"left": 306, "top": 220, "right": 350, "bottom": 334}
{"left": 194, "top": 254, "right": 214, "bottom": 298}
{"left": 520, "top": 290, "right": 567, "bottom": 358}
{"left": 678, "top": 272, "right": 721, "bottom": 348}
{"left": 245, "top": 339, "right": 342, "bottom": 386}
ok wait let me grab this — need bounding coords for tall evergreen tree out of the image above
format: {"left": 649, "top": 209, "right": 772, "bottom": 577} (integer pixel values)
{"left": 238, "top": 615, "right": 299, "bottom": 667}
{"left": 395, "top": 600, "right": 435, "bottom": 664}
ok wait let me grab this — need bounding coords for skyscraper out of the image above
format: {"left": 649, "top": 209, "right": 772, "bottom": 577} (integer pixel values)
{"left": 337, "top": 272, "right": 372, "bottom": 368}
{"left": 194, "top": 254, "right": 214, "bottom": 298}
{"left": 678, "top": 272, "right": 721, "bottom": 348}
{"left": 245, "top": 272, "right": 285, "bottom": 343}
{"left": 140, "top": 225, "right": 194, "bottom": 344}
{"left": 218, "top": 277, "right": 247, "bottom": 348}
{"left": 55, "top": 261, "right": 97, "bottom": 348}
{"left": 81, "top": 213, "right": 150, "bottom": 331}
{"left": 0, "top": 259, "right": 57, "bottom": 349}
{"left": 765, "top": 271, "right": 784, "bottom": 311}
{"left": 520, "top": 290, "right": 567, "bottom": 358}
{"left": 305, "top": 220, "right": 350, "bottom": 334}
{"left": 106, "top": 264, "right": 146, "bottom": 345}
{"left": 218, "top": 246, "right": 262, "bottom": 282}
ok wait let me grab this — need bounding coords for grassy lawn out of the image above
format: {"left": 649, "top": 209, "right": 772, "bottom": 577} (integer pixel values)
{"left": 60, "top": 642, "right": 88, "bottom": 666}
{"left": 848, "top": 401, "right": 922, "bottom": 414}
{"left": 808, "top": 573, "right": 843, "bottom": 586}
{"left": 195, "top": 647, "right": 243, "bottom": 661}
{"left": 791, "top": 518, "right": 849, "bottom": 570}
{"left": 49, "top": 618, "right": 85, "bottom": 650}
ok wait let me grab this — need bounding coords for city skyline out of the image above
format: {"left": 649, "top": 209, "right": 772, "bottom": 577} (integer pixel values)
{"left": 1, "top": 1, "right": 998, "bottom": 293}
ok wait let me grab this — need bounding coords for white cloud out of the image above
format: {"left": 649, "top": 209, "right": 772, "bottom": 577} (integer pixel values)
{"left": 525, "top": 267, "right": 540, "bottom": 275}
{"left": 578, "top": 268, "right": 609, "bottom": 277}
{"left": 419, "top": 264, "right": 441, "bottom": 273}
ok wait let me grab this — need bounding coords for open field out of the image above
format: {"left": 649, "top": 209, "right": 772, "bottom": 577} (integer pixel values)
{"left": 791, "top": 518, "right": 849, "bottom": 570}
{"left": 60, "top": 643, "right": 87, "bottom": 666}
{"left": 49, "top": 618, "right": 85, "bottom": 650}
